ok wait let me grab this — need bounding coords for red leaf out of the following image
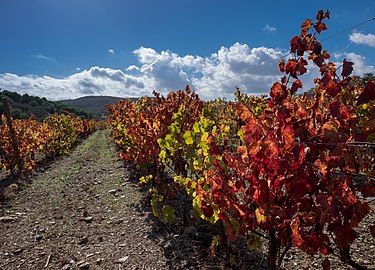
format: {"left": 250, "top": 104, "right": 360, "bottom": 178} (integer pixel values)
{"left": 326, "top": 79, "right": 341, "bottom": 97}
{"left": 289, "top": 178, "right": 309, "bottom": 200}
{"left": 264, "top": 140, "right": 280, "bottom": 158}
{"left": 329, "top": 101, "right": 340, "bottom": 118}
{"left": 201, "top": 203, "right": 214, "bottom": 218}
{"left": 313, "top": 42, "right": 322, "bottom": 55}
{"left": 316, "top": 10, "right": 325, "bottom": 21}
{"left": 291, "top": 79, "right": 303, "bottom": 95}
{"left": 237, "top": 104, "right": 264, "bottom": 142}
{"left": 323, "top": 50, "right": 330, "bottom": 59}
{"left": 357, "top": 80, "right": 375, "bottom": 105}
{"left": 301, "top": 19, "right": 312, "bottom": 36}
{"left": 283, "top": 125, "right": 295, "bottom": 150}
{"left": 327, "top": 62, "right": 336, "bottom": 73}
{"left": 341, "top": 59, "right": 354, "bottom": 78}
{"left": 281, "top": 76, "right": 287, "bottom": 84}
{"left": 279, "top": 59, "right": 285, "bottom": 72}
{"left": 314, "top": 159, "right": 328, "bottom": 177}
{"left": 297, "top": 57, "right": 308, "bottom": 76}
{"left": 313, "top": 55, "right": 325, "bottom": 67}
{"left": 321, "top": 120, "right": 340, "bottom": 140}
{"left": 370, "top": 223, "right": 375, "bottom": 238}
{"left": 336, "top": 224, "right": 357, "bottom": 248}
{"left": 291, "top": 217, "right": 303, "bottom": 247}
{"left": 286, "top": 59, "right": 298, "bottom": 78}
{"left": 290, "top": 36, "right": 300, "bottom": 53}
{"left": 322, "top": 258, "right": 330, "bottom": 270}
{"left": 224, "top": 223, "right": 237, "bottom": 241}
{"left": 314, "top": 21, "right": 328, "bottom": 34}
{"left": 270, "top": 82, "right": 288, "bottom": 103}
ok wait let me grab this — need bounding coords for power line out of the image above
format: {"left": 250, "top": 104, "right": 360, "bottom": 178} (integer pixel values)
{"left": 320, "top": 17, "right": 374, "bottom": 42}
{"left": 193, "top": 17, "right": 375, "bottom": 92}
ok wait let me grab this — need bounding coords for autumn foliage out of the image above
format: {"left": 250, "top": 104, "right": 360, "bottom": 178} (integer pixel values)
{"left": 0, "top": 113, "right": 97, "bottom": 174}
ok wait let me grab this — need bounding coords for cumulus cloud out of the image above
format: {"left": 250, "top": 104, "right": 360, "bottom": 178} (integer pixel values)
{"left": 108, "top": 49, "right": 115, "bottom": 54}
{"left": 263, "top": 24, "right": 277, "bottom": 32}
{"left": 131, "top": 43, "right": 286, "bottom": 99}
{"left": 349, "top": 32, "right": 375, "bottom": 48}
{"left": 0, "top": 67, "right": 150, "bottom": 101}
{"left": 1, "top": 43, "right": 373, "bottom": 101}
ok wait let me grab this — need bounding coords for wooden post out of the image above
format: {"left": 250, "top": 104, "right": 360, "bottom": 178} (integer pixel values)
{"left": 0, "top": 97, "right": 23, "bottom": 173}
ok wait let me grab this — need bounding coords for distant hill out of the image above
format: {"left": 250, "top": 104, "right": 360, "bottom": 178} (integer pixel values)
{"left": 0, "top": 90, "right": 92, "bottom": 121}
{"left": 60, "top": 96, "right": 137, "bottom": 120}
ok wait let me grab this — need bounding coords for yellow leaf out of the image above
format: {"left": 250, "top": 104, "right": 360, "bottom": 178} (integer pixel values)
{"left": 255, "top": 208, "right": 266, "bottom": 224}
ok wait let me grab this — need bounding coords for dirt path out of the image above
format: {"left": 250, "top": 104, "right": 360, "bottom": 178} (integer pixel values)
{"left": 0, "top": 130, "right": 168, "bottom": 270}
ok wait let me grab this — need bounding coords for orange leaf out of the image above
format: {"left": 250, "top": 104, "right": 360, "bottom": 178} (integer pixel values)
{"left": 270, "top": 82, "right": 287, "bottom": 103}
{"left": 279, "top": 59, "right": 285, "bottom": 72}
{"left": 301, "top": 19, "right": 312, "bottom": 36}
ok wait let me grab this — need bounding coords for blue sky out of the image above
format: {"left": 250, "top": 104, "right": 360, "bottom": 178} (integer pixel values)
{"left": 0, "top": 0, "right": 374, "bottom": 100}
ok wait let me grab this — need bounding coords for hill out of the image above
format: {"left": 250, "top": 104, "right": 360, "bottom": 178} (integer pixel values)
{"left": 0, "top": 90, "right": 92, "bottom": 121}
{"left": 60, "top": 96, "right": 136, "bottom": 119}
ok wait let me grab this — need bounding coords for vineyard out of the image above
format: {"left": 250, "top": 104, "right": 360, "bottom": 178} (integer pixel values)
{"left": 0, "top": 97, "right": 98, "bottom": 177}
{"left": 0, "top": 9, "right": 374, "bottom": 270}
{"left": 107, "top": 10, "right": 375, "bottom": 270}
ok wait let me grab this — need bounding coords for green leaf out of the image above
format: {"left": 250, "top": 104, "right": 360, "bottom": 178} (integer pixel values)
{"left": 159, "top": 149, "right": 167, "bottom": 162}
{"left": 237, "top": 129, "right": 244, "bottom": 141}
{"left": 202, "top": 118, "right": 210, "bottom": 130}
{"left": 201, "top": 132, "right": 209, "bottom": 142}
{"left": 172, "top": 111, "right": 182, "bottom": 121}
{"left": 183, "top": 130, "right": 194, "bottom": 145}
{"left": 247, "top": 232, "right": 262, "bottom": 251}
{"left": 193, "top": 122, "right": 200, "bottom": 133}
{"left": 199, "top": 141, "right": 210, "bottom": 157}
{"left": 162, "top": 205, "right": 175, "bottom": 225}
{"left": 150, "top": 198, "right": 159, "bottom": 217}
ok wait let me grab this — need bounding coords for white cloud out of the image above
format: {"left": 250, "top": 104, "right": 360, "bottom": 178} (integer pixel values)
{"left": 126, "top": 65, "right": 139, "bottom": 72}
{"left": 131, "top": 43, "right": 286, "bottom": 99}
{"left": 333, "top": 52, "right": 343, "bottom": 59}
{"left": 76, "top": 67, "right": 81, "bottom": 71}
{"left": 1, "top": 44, "right": 373, "bottom": 101}
{"left": 108, "top": 49, "right": 115, "bottom": 54}
{"left": 263, "top": 24, "right": 277, "bottom": 32}
{"left": 349, "top": 32, "right": 375, "bottom": 48}
{"left": 31, "top": 54, "right": 54, "bottom": 61}
{"left": 0, "top": 67, "right": 150, "bottom": 101}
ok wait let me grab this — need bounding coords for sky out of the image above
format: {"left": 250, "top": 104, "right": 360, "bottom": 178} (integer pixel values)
{"left": 0, "top": 0, "right": 374, "bottom": 101}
